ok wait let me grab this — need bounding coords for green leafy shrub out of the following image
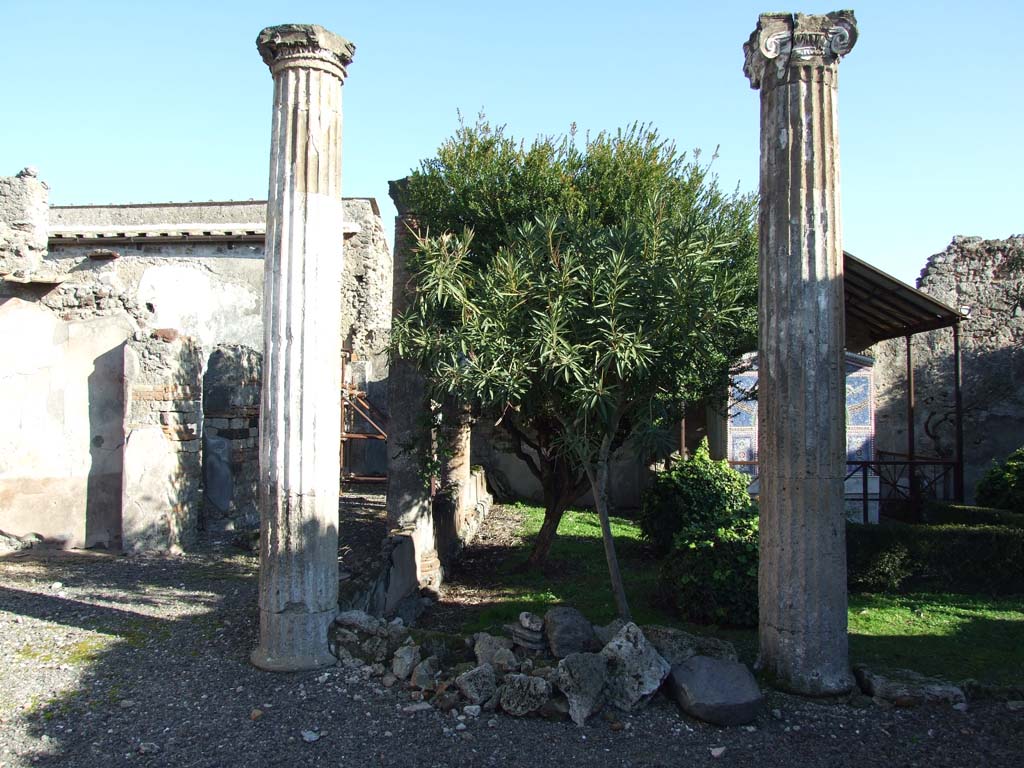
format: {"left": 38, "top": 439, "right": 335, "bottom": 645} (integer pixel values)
{"left": 976, "top": 448, "right": 1024, "bottom": 513}
{"left": 847, "top": 521, "right": 1024, "bottom": 595}
{"left": 846, "top": 535, "right": 914, "bottom": 592}
{"left": 658, "top": 510, "right": 759, "bottom": 627}
{"left": 640, "top": 439, "right": 754, "bottom": 555}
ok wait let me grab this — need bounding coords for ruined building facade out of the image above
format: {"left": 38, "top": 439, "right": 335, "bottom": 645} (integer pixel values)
{"left": 0, "top": 169, "right": 392, "bottom": 549}
{"left": 873, "top": 236, "right": 1024, "bottom": 503}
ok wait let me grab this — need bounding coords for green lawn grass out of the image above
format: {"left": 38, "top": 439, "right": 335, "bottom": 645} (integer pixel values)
{"left": 848, "top": 592, "right": 1024, "bottom": 685}
{"left": 467, "top": 503, "right": 1024, "bottom": 686}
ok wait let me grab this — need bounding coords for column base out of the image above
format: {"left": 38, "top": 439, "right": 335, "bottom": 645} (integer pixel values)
{"left": 251, "top": 606, "right": 337, "bottom": 672}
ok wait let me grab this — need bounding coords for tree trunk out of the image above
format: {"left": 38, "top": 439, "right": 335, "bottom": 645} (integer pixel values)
{"left": 526, "top": 453, "right": 586, "bottom": 565}
{"left": 586, "top": 434, "right": 632, "bottom": 621}
{"left": 532, "top": 489, "right": 573, "bottom": 569}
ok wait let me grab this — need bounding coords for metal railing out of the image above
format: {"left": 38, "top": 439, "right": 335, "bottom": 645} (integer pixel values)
{"left": 729, "top": 455, "right": 960, "bottom": 523}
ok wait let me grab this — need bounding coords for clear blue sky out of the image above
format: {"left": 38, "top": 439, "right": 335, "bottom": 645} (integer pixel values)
{"left": 2, "top": 1, "right": 1020, "bottom": 284}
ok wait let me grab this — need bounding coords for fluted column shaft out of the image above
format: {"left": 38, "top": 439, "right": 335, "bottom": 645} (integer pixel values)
{"left": 744, "top": 11, "right": 857, "bottom": 695}
{"left": 252, "top": 24, "right": 355, "bottom": 672}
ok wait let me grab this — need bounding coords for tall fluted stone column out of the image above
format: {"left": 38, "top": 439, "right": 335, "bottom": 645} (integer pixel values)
{"left": 251, "top": 24, "right": 355, "bottom": 672}
{"left": 743, "top": 11, "right": 857, "bottom": 695}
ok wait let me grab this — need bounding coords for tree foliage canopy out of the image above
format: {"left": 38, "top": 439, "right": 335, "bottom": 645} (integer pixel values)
{"left": 395, "top": 117, "right": 757, "bottom": 454}
{"left": 392, "top": 117, "right": 757, "bottom": 608}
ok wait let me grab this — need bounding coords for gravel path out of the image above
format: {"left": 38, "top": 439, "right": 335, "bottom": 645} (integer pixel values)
{"left": 1, "top": 545, "right": 1022, "bottom": 767}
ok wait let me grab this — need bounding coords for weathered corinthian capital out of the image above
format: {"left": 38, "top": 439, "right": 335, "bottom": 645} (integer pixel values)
{"left": 257, "top": 23, "right": 356, "bottom": 80}
{"left": 743, "top": 10, "right": 857, "bottom": 89}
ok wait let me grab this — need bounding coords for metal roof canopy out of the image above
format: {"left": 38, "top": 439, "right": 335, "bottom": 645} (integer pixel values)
{"left": 843, "top": 251, "right": 963, "bottom": 352}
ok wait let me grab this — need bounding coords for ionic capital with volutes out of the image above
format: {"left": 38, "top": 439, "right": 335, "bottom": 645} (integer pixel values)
{"left": 256, "top": 23, "right": 355, "bottom": 81}
{"left": 743, "top": 11, "right": 857, "bottom": 90}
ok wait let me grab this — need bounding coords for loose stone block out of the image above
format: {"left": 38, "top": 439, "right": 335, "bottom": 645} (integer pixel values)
{"left": 668, "top": 656, "right": 763, "bottom": 727}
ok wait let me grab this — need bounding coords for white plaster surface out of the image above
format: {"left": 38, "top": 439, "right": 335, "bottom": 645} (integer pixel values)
{"left": 137, "top": 262, "right": 262, "bottom": 350}
{"left": 0, "top": 298, "right": 131, "bottom": 547}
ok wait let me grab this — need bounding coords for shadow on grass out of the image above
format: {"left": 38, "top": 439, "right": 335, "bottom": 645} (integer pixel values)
{"left": 848, "top": 592, "right": 1024, "bottom": 686}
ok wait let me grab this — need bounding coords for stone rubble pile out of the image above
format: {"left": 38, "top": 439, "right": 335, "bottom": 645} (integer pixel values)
{"left": 329, "top": 606, "right": 763, "bottom": 728}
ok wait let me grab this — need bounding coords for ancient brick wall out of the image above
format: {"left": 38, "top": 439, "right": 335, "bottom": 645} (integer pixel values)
{"left": 873, "top": 236, "right": 1024, "bottom": 502}
{"left": 121, "top": 331, "right": 203, "bottom": 552}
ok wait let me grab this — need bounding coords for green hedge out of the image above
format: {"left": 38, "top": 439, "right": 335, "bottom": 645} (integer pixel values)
{"left": 659, "top": 518, "right": 1024, "bottom": 629}
{"left": 847, "top": 521, "right": 1024, "bottom": 595}
{"left": 922, "top": 502, "right": 1024, "bottom": 528}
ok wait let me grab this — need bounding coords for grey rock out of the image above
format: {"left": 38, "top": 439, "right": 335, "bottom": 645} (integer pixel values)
{"left": 531, "top": 665, "right": 555, "bottom": 681}
{"left": 510, "top": 623, "right": 547, "bottom": 652}
{"left": 360, "top": 635, "right": 389, "bottom": 663}
{"left": 336, "top": 609, "right": 383, "bottom": 635}
{"left": 410, "top": 655, "right": 441, "bottom": 691}
{"left": 394, "top": 591, "right": 426, "bottom": 626}
{"left": 545, "top": 607, "right": 598, "bottom": 658}
{"left": 593, "top": 619, "right": 627, "bottom": 646}
{"left": 401, "top": 702, "right": 433, "bottom": 714}
{"left": 642, "top": 625, "right": 737, "bottom": 666}
{"left": 474, "top": 633, "right": 514, "bottom": 667}
{"left": 668, "top": 656, "right": 763, "bottom": 726}
{"left": 301, "top": 730, "right": 321, "bottom": 743}
{"left": 539, "top": 692, "right": 571, "bottom": 720}
{"left": 331, "top": 627, "right": 362, "bottom": 661}
{"left": 600, "top": 623, "right": 670, "bottom": 711}
{"left": 456, "top": 663, "right": 497, "bottom": 704}
{"left": 853, "top": 665, "right": 965, "bottom": 706}
{"left": 492, "top": 647, "right": 519, "bottom": 673}
{"left": 434, "top": 689, "right": 462, "bottom": 712}
{"left": 391, "top": 644, "right": 421, "bottom": 680}
{"left": 482, "top": 688, "right": 501, "bottom": 712}
{"left": 500, "top": 674, "right": 553, "bottom": 716}
{"left": 519, "top": 611, "right": 544, "bottom": 632}
{"left": 463, "top": 704, "right": 481, "bottom": 717}
{"left": 385, "top": 622, "right": 410, "bottom": 654}
{"left": 555, "top": 652, "right": 609, "bottom": 726}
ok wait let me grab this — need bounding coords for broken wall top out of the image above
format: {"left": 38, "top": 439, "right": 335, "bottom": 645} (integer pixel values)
{"left": 0, "top": 168, "right": 49, "bottom": 277}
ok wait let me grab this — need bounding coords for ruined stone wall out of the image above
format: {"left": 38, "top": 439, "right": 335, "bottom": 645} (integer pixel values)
{"left": 340, "top": 199, "right": 392, "bottom": 476}
{"left": 341, "top": 199, "right": 393, "bottom": 379}
{"left": 0, "top": 168, "right": 48, "bottom": 277}
{"left": 38, "top": 240, "right": 264, "bottom": 348}
{"left": 873, "top": 236, "right": 1024, "bottom": 502}
{"left": 0, "top": 175, "right": 393, "bottom": 548}
{"left": 202, "top": 344, "right": 262, "bottom": 530}
{"left": 121, "top": 332, "right": 203, "bottom": 552}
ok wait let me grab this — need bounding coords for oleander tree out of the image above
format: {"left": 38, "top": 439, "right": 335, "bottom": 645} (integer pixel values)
{"left": 394, "top": 118, "right": 756, "bottom": 615}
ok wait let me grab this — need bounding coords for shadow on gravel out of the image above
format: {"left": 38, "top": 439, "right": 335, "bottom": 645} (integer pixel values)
{"left": 1, "top": 547, "right": 260, "bottom": 766}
